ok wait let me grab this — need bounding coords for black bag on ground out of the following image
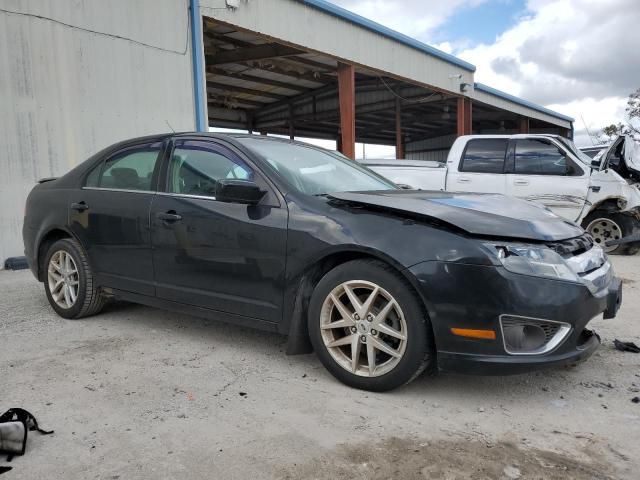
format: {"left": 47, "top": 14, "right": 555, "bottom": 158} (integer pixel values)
{"left": 0, "top": 408, "right": 53, "bottom": 461}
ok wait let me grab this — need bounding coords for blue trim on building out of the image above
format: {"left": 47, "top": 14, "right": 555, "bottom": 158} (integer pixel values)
{"left": 297, "top": 0, "right": 476, "bottom": 72}
{"left": 474, "top": 83, "right": 574, "bottom": 123}
{"left": 190, "top": 0, "right": 207, "bottom": 131}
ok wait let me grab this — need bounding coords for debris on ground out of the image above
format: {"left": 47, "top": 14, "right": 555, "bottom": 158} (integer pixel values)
{"left": 614, "top": 339, "right": 640, "bottom": 353}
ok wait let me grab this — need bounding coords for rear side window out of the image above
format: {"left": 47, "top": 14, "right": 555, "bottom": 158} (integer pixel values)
{"left": 85, "top": 142, "right": 162, "bottom": 191}
{"left": 460, "top": 139, "right": 507, "bottom": 173}
{"left": 514, "top": 139, "right": 570, "bottom": 175}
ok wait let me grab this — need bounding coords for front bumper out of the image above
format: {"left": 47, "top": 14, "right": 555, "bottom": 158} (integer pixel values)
{"left": 408, "top": 261, "right": 621, "bottom": 375}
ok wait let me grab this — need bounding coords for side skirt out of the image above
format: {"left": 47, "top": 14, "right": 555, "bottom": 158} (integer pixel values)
{"left": 106, "top": 288, "right": 279, "bottom": 333}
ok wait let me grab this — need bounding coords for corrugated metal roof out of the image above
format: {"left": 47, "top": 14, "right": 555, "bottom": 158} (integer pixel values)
{"left": 296, "top": 0, "right": 477, "bottom": 72}
{"left": 474, "top": 83, "right": 574, "bottom": 123}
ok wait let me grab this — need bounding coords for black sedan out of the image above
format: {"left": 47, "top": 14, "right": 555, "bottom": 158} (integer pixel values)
{"left": 23, "top": 133, "right": 622, "bottom": 391}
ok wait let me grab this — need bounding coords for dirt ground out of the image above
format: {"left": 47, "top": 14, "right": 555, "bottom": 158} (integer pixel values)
{"left": 1, "top": 256, "right": 639, "bottom": 479}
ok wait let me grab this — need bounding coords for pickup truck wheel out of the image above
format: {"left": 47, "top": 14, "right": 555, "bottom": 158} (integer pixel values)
{"left": 583, "top": 211, "right": 640, "bottom": 255}
{"left": 44, "top": 238, "right": 106, "bottom": 319}
{"left": 308, "top": 259, "right": 434, "bottom": 392}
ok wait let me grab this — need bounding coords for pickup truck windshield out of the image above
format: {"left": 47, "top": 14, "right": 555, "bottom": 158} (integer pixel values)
{"left": 238, "top": 138, "right": 397, "bottom": 195}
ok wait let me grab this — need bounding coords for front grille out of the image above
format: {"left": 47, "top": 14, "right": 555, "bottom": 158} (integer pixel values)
{"left": 546, "top": 233, "right": 594, "bottom": 257}
{"left": 500, "top": 315, "right": 571, "bottom": 355}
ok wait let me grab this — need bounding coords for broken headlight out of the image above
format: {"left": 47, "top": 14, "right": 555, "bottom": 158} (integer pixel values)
{"left": 486, "top": 243, "right": 580, "bottom": 282}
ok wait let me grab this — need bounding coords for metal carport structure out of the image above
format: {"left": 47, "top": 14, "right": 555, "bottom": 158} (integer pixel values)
{"left": 196, "top": 0, "right": 574, "bottom": 159}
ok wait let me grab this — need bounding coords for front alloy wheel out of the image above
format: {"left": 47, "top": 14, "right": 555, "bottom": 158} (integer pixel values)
{"left": 308, "top": 259, "right": 434, "bottom": 391}
{"left": 320, "top": 280, "right": 407, "bottom": 377}
{"left": 582, "top": 210, "right": 640, "bottom": 255}
{"left": 585, "top": 217, "right": 622, "bottom": 253}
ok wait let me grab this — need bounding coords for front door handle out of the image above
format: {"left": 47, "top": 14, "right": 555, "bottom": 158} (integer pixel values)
{"left": 70, "top": 202, "right": 89, "bottom": 211}
{"left": 457, "top": 178, "right": 471, "bottom": 183}
{"left": 513, "top": 179, "right": 530, "bottom": 186}
{"left": 157, "top": 211, "right": 182, "bottom": 223}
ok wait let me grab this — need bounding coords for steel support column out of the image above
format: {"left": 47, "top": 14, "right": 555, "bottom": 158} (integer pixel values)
{"left": 519, "top": 117, "right": 530, "bottom": 134}
{"left": 395, "top": 98, "right": 404, "bottom": 159}
{"left": 189, "top": 0, "right": 207, "bottom": 131}
{"left": 457, "top": 97, "right": 472, "bottom": 136}
{"left": 337, "top": 62, "right": 356, "bottom": 159}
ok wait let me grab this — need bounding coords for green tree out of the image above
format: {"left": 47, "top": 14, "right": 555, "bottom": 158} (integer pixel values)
{"left": 598, "top": 88, "right": 640, "bottom": 142}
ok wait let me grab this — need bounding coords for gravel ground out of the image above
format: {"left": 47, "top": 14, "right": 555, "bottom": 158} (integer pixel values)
{"left": 1, "top": 256, "right": 639, "bottom": 479}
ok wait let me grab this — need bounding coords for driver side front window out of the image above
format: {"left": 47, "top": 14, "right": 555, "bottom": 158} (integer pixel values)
{"left": 168, "top": 141, "right": 253, "bottom": 197}
{"left": 515, "top": 139, "right": 574, "bottom": 175}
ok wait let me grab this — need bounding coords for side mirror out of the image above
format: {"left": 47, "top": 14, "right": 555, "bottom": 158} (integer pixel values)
{"left": 215, "top": 179, "right": 265, "bottom": 205}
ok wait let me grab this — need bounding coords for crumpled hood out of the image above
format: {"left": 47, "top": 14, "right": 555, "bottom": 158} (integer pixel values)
{"left": 328, "top": 190, "right": 584, "bottom": 241}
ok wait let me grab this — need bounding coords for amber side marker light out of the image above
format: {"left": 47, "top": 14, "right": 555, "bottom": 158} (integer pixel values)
{"left": 451, "top": 328, "right": 496, "bottom": 340}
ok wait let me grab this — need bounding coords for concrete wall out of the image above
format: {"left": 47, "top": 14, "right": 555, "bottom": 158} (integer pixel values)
{"left": 0, "top": 0, "right": 196, "bottom": 263}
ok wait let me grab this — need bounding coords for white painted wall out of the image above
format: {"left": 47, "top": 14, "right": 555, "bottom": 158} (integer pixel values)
{"left": 0, "top": 0, "right": 196, "bottom": 263}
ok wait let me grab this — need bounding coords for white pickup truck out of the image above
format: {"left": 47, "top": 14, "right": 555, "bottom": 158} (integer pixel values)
{"left": 361, "top": 134, "right": 640, "bottom": 254}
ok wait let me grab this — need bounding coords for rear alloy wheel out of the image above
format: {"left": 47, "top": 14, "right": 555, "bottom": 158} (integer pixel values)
{"left": 309, "top": 259, "right": 434, "bottom": 391}
{"left": 47, "top": 250, "right": 80, "bottom": 309}
{"left": 44, "top": 238, "right": 106, "bottom": 319}
{"left": 583, "top": 210, "right": 640, "bottom": 255}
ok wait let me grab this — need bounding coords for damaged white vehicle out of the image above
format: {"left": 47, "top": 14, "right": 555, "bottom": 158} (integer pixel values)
{"left": 361, "top": 134, "right": 640, "bottom": 254}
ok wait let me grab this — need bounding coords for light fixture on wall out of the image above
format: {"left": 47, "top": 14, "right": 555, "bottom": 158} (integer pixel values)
{"left": 442, "top": 105, "right": 451, "bottom": 120}
{"left": 499, "top": 120, "right": 506, "bottom": 132}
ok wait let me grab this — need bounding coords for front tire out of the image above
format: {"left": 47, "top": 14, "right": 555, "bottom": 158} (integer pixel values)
{"left": 44, "top": 238, "right": 106, "bottom": 319}
{"left": 582, "top": 210, "right": 640, "bottom": 255}
{"left": 308, "top": 259, "right": 434, "bottom": 391}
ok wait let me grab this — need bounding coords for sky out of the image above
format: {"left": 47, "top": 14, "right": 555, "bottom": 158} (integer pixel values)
{"left": 328, "top": 0, "right": 640, "bottom": 148}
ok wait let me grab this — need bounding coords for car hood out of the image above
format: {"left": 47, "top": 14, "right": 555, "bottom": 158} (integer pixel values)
{"left": 328, "top": 190, "right": 583, "bottom": 241}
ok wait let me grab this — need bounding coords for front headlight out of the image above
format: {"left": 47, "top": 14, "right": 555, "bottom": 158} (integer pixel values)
{"left": 485, "top": 243, "right": 580, "bottom": 282}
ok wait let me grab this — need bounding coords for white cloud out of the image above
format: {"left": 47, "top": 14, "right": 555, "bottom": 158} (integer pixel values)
{"left": 456, "top": 0, "right": 640, "bottom": 145}
{"left": 329, "top": 0, "right": 488, "bottom": 40}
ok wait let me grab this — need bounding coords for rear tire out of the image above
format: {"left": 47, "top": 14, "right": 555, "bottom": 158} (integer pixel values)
{"left": 44, "top": 238, "right": 106, "bottom": 319}
{"left": 308, "top": 259, "right": 435, "bottom": 391}
{"left": 582, "top": 210, "right": 640, "bottom": 255}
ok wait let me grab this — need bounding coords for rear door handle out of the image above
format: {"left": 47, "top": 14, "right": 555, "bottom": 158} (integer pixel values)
{"left": 70, "top": 202, "right": 89, "bottom": 211}
{"left": 457, "top": 178, "right": 471, "bottom": 183}
{"left": 156, "top": 211, "right": 182, "bottom": 223}
{"left": 513, "top": 179, "right": 530, "bottom": 186}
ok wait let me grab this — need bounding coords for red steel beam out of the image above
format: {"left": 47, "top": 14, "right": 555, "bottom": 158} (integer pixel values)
{"left": 519, "top": 116, "right": 530, "bottom": 134}
{"left": 337, "top": 62, "right": 356, "bottom": 159}
{"left": 457, "top": 97, "right": 472, "bottom": 136}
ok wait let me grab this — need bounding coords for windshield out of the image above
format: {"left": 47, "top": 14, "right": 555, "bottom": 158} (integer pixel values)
{"left": 237, "top": 138, "right": 397, "bottom": 195}
{"left": 557, "top": 137, "right": 593, "bottom": 165}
